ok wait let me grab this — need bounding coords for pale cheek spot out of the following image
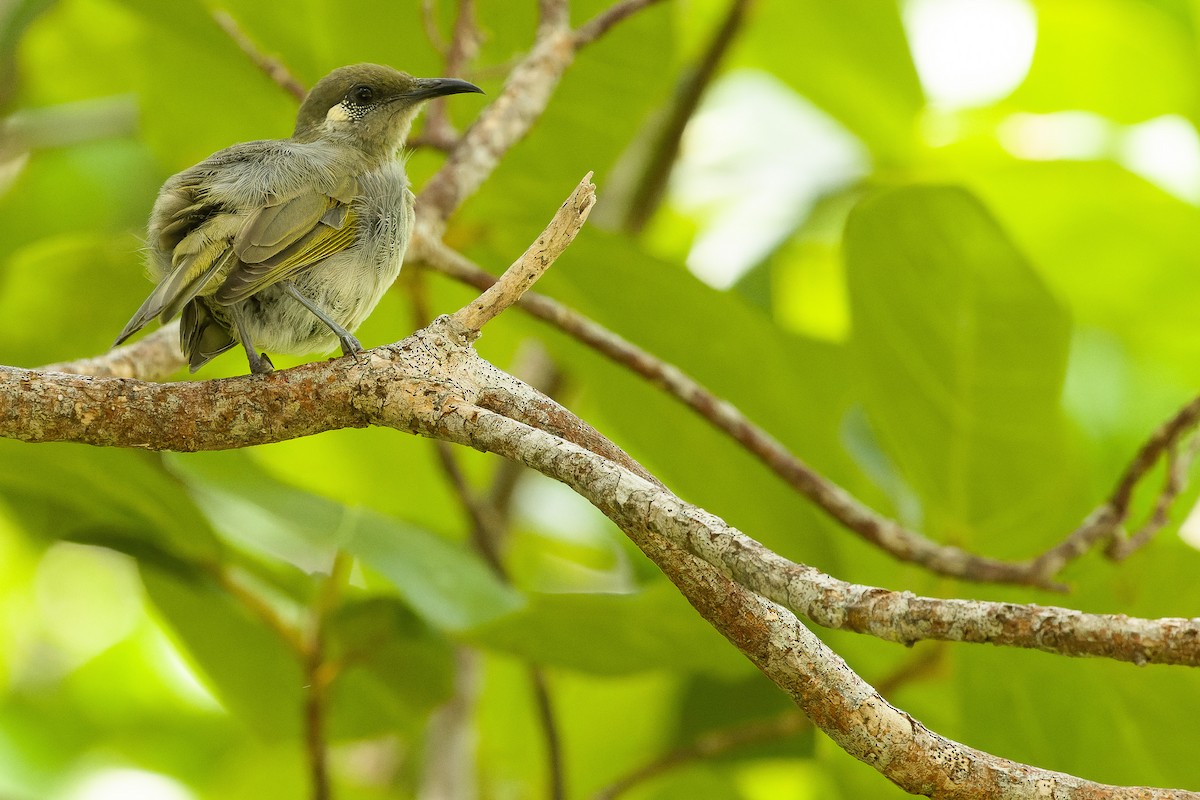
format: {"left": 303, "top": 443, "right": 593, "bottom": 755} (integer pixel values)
{"left": 326, "top": 103, "right": 351, "bottom": 123}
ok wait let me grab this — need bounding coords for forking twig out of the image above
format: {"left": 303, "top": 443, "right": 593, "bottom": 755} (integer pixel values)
{"left": 449, "top": 173, "right": 596, "bottom": 333}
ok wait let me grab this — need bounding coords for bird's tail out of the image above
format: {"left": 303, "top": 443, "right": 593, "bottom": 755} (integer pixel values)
{"left": 180, "top": 299, "right": 236, "bottom": 372}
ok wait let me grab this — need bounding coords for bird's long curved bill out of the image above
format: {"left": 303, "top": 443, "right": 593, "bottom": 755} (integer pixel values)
{"left": 408, "top": 77, "right": 485, "bottom": 101}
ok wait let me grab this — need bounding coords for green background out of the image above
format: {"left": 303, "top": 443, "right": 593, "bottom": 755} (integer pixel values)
{"left": 1, "top": 0, "right": 1199, "bottom": 797}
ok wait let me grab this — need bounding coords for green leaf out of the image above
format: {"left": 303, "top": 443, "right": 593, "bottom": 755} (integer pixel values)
{"left": 168, "top": 450, "right": 524, "bottom": 632}
{"left": 844, "top": 185, "right": 1085, "bottom": 551}
{"left": 1012, "top": 0, "right": 1197, "bottom": 123}
{"left": 0, "top": 441, "right": 220, "bottom": 566}
{"left": 468, "top": 581, "right": 747, "bottom": 677}
{"left": 326, "top": 597, "right": 456, "bottom": 738}
{"left": 142, "top": 565, "right": 304, "bottom": 740}
{"left": 734, "top": 0, "right": 923, "bottom": 162}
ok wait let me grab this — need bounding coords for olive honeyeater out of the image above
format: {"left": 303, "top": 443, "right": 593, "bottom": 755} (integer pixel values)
{"left": 115, "top": 63, "right": 482, "bottom": 374}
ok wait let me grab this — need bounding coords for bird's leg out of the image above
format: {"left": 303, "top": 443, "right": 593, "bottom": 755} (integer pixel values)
{"left": 282, "top": 281, "right": 364, "bottom": 358}
{"left": 229, "top": 305, "right": 275, "bottom": 375}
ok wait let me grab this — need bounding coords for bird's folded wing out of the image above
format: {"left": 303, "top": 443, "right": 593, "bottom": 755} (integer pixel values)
{"left": 114, "top": 172, "right": 360, "bottom": 346}
{"left": 214, "top": 185, "right": 360, "bottom": 305}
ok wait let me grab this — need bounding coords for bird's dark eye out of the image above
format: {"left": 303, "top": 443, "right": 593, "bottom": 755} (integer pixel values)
{"left": 349, "top": 85, "right": 375, "bottom": 105}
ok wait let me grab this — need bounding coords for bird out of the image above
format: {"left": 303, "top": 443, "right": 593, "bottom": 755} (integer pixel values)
{"left": 114, "top": 63, "right": 483, "bottom": 375}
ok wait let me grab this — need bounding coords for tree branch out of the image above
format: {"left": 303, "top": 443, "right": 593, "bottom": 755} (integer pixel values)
{"left": 619, "top": 0, "right": 748, "bottom": 233}
{"left": 8, "top": 204, "right": 1200, "bottom": 797}
{"left": 573, "top": 0, "right": 668, "bottom": 48}
{"left": 212, "top": 11, "right": 307, "bottom": 101}
{"left": 447, "top": 174, "right": 595, "bottom": 332}
{"left": 403, "top": 401, "right": 1200, "bottom": 798}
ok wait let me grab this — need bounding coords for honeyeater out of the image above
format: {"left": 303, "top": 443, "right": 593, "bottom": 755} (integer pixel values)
{"left": 115, "top": 63, "right": 482, "bottom": 374}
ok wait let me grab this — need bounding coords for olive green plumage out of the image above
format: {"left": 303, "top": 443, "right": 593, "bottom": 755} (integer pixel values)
{"left": 115, "top": 63, "right": 482, "bottom": 374}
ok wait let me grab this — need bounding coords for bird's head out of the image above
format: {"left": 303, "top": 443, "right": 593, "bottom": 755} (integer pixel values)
{"left": 293, "top": 63, "right": 482, "bottom": 155}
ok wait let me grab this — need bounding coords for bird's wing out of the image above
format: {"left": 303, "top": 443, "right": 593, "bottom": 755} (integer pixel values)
{"left": 113, "top": 181, "right": 241, "bottom": 345}
{"left": 114, "top": 166, "right": 359, "bottom": 346}
{"left": 214, "top": 179, "right": 359, "bottom": 305}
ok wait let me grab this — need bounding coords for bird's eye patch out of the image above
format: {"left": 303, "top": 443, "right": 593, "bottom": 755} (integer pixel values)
{"left": 349, "top": 85, "right": 375, "bottom": 105}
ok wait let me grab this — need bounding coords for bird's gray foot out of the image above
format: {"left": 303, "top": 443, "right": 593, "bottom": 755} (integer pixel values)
{"left": 339, "top": 334, "right": 363, "bottom": 358}
{"left": 248, "top": 351, "right": 275, "bottom": 375}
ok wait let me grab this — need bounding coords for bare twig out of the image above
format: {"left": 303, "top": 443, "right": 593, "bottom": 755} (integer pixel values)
{"left": 206, "top": 563, "right": 307, "bottom": 654}
{"left": 531, "top": 669, "right": 566, "bottom": 800}
{"left": 212, "top": 11, "right": 307, "bottom": 101}
{"left": 449, "top": 174, "right": 595, "bottom": 332}
{"left": 420, "top": 0, "right": 448, "bottom": 54}
{"left": 620, "top": 0, "right": 749, "bottom": 233}
{"left": 422, "top": 0, "right": 482, "bottom": 153}
{"left": 433, "top": 440, "right": 509, "bottom": 575}
{"left": 573, "top": 0, "right": 668, "bottom": 48}
{"left": 1031, "top": 393, "right": 1200, "bottom": 576}
{"left": 594, "top": 710, "right": 808, "bottom": 800}
{"left": 539, "top": 0, "right": 571, "bottom": 36}
{"left": 304, "top": 551, "right": 351, "bottom": 800}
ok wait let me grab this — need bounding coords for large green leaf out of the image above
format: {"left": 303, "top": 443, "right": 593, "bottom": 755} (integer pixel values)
{"left": 966, "top": 160, "right": 1200, "bottom": 385}
{"left": 142, "top": 565, "right": 305, "bottom": 740}
{"left": 168, "top": 450, "right": 524, "bottom": 632}
{"left": 734, "top": 0, "right": 922, "bottom": 163}
{"left": 1012, "top": 0, "right": 1198, "bottom": 123}
{"left": 0, "top": 441, "right": 220, "bottom": 566}
{"left": 468, "top": 581, "right": 747, "bottom": 677}
{"left": 844, "top": 185, "right": 1085, "bottom": 552}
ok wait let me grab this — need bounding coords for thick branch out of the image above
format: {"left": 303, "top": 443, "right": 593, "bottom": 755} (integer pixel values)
{"left": 395, "top": 401, "right": 1200, "bottom": 798}
{"left": 8, "top": 264, "right": 1200, "bottom": 796}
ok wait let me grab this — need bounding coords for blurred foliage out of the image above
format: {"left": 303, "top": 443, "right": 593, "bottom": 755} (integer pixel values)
{"left": 2, "top": 0, "right": 1200, "bottom": 798}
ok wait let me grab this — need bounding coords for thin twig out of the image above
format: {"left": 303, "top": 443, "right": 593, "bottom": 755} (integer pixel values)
{"left": 212, "top": 11, "right": 307, "bottom": 101}
{"left": 304, "top": 551, "right": 352, "bottom": 800}
{"left": 1031, "top": 393, "right": 1200, "bottom": 576}
{"left": 423, "top": 0, "right": 482, "bottom": 154}
{"left": 620, "top": 0, "right": 749, "bottom": 233}
{"left": 448, "top": 173, "right": 596, "bottom": 333}
{"left": 573, "top": 0, "right": 668, "bottom": 48}
{"left": 206, "top": 563, "right": 307, "bottom": 654}
{"left": 531, "top": 669, "right": 566, "bottom": 800}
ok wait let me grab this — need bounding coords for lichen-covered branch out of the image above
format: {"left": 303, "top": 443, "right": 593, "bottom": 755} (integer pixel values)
{"left": 399, "top": 401, "right": 1200, "bottom": 798}
{"left": 8, "top": 235, "right": 1200, "bottom": 796}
